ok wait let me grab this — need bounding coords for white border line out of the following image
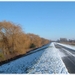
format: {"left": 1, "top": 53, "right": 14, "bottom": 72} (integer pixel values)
{"left": 0, "top": 0, "right": 75, "bottom": 1}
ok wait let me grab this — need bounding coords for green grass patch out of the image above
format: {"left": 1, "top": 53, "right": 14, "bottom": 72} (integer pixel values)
{"left": 0, "top": 52, "right": 5, "bottom": 59}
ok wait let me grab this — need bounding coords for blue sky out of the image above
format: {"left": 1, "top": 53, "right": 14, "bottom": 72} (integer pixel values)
{"left": 0, "top": 2, "right": 75, "bottom": 40}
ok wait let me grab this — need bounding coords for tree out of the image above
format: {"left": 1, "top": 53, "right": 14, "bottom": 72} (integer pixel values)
{"left": 0, "top": 21, "right": 50, "bottom": 61}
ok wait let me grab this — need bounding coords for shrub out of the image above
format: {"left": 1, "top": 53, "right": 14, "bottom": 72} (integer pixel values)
{"left": 0, "top": 20, "right": 50, "bottom": 61}
{"left": 30, "top": 43, "right": 36, "bottom": 48}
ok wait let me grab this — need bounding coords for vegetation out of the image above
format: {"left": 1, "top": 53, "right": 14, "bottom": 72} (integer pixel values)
{"left": 0, "top": 21, "right": 50, "bottom": 62}
{"left": 60, "top": 42, "right": 75, "bottom": 46}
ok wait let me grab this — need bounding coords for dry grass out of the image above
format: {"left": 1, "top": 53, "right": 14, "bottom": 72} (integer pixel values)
{"left": 60, "top": 42, "right": 75, "bottom": 46}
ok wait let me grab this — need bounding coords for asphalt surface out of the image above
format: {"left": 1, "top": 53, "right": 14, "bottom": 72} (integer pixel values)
{"left": 55, "top": 44, "right": 75, "bottom": 73}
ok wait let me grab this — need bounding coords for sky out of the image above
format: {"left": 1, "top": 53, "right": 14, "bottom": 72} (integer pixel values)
{"left": 0, "top": 2, "right": 75, "bottom": 40}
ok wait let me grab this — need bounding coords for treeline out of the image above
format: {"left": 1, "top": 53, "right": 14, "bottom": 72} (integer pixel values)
{"left": 0, "top": 21, "right": 50, "bottom": 62}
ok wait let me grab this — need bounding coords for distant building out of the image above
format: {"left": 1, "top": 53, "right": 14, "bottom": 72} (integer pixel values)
{"left": 60, "top": 38, "right": 67, "bottom": 42}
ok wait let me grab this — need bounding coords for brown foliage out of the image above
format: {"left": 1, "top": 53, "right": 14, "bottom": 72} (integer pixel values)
{"left": 0, "top": 21, "right": 50, "bottom": 61}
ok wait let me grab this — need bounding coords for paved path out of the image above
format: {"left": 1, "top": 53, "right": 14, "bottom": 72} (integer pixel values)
{"left": 55, "top": 44, "right": 75, "bottom": 73}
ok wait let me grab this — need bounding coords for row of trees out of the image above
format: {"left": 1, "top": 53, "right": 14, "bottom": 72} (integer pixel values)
{"left": 0, "top": 21, "right": 50, "bottom": 61}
